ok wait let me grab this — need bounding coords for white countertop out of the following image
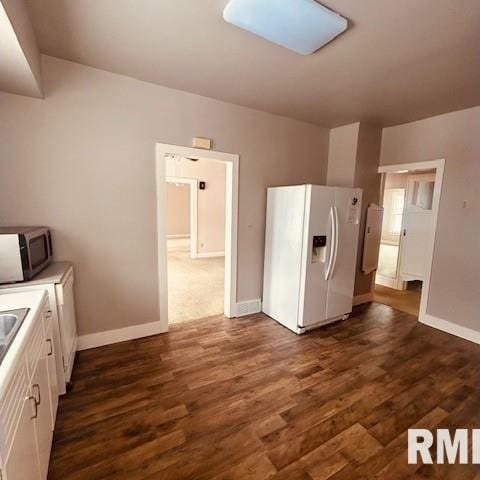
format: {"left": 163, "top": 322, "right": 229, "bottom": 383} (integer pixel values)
{"left": 0, "top": 261, "right": 72, "bottom": 289}
{"left": 0, "top": 290, "right": 47, "bottom": 393}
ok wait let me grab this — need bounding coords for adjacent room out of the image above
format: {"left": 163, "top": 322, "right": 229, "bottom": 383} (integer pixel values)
{"left": 0, "top": 1, "right": 479, "bottom": 479}
{"left": 165, "top": 155, "right": 227, "bottom": 324}
{"left": 373, "top": 169, "right": 437, "bottom": 316}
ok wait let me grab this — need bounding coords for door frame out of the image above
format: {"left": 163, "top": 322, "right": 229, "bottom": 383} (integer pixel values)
{"left": 378, "top": 159, "right": 445, "bottom": 324}
{"left": 156, "top": 143, "right": 239, "bottom": 330}
{"left": 165, "top": 176, "right": 198, "bottom": 259}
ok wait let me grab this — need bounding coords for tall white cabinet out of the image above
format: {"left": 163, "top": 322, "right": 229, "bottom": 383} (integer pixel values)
{"left": 0, "top": 263, "right": 78, "bottom": 395}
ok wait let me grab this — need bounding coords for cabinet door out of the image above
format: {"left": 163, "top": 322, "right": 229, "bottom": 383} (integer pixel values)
{"left": 44, "top": 312, "right": 58, "bottom": 428}
{"left": 55, "top": 271, "right": 77, "bottom": 379}
{"left": 31, "top": 356, "right": 53, "bottom": 480}
{"left": 3, "top": 390, "right": 40, "bottom": 480}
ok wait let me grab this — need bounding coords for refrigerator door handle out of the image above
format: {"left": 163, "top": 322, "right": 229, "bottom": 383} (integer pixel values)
{"left": 330, "top": 205, "right": 340, "bottom": 279}
{"left": 325, "top": 206, "right": 335, "bottom": 280}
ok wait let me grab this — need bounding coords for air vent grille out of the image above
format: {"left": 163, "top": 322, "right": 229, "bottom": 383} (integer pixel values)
{"left": 236, "top": 299, "right": 262, "bottom": 317}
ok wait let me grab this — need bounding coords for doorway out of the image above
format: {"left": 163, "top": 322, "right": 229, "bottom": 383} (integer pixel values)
{"left": 374, "top": 160, "right": 444, "bottom": 321}
{"left": 166, "top": 158, "right": 226, "bottom": 323}
{"left": 156, "top": 143, "right": 239, "bottom": 331}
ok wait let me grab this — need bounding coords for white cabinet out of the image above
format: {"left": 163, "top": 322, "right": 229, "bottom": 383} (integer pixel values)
{"left": 1, "top": 363, "right": 40, "bottom": 480}
{"left": 0, "top": 298, "right": 57, "bottom": 480}
{"left": 0, "top": 262, "right": 78, "bottom": 395}
{"left": 55, "top": 269, "right": 77, "bottom": 385}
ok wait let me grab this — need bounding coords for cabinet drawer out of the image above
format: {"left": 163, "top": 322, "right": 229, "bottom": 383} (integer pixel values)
{"left": 0, "top": 359, "right": 30, "bottom": 462}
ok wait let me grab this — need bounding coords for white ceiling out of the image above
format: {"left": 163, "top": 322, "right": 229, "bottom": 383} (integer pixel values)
{"left": 25, "top": 0, "right": 480, "bottom": 127}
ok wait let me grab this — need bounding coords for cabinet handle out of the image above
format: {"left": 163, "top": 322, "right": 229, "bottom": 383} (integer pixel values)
{"left": 32, "top": 383, "right": 41, "bottom": 406}
{"left": 47, "top": 338, "right": 53, "bottom": 356}
{"left": 28, "top": 395, "right": 38, "bottom": 419}
{"left": 46, "top": 310, "right": 53, "bottom": 318}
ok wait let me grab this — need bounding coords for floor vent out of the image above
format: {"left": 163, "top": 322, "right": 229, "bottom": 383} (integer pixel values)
{"left": 236, "top": 299, "right": 262, "bottom": 317}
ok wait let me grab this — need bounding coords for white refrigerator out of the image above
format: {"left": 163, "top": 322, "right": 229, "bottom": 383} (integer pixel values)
{"left": 262, "top": 184, "right": 362, "bottom": 334}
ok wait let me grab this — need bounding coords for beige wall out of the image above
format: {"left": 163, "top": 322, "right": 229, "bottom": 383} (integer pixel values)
{"left": 353, "top": 123, "right": 382, "bottom": 296}
{"left": 380, "top": 106, "right": 480, "bottom": 332}
{"left": 0, "top": 55, "right": 329, "bottom": 336}
{"left": 166, "top": 157, "right": 226, "bottom": 254}
{"left": 326, "top": 122, "right": 382, "bottom": 297}
{"left": 166, "top": 183, "right": 189, "bottom": 237}
{"left": 326, "top": 123, "right": 359, "bottom": 187}
{"left": 384, "top": 172, "right": 408, "bottom": 191}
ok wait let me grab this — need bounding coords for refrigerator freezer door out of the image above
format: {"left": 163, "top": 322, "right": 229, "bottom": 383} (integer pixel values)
{"left": 326, "top": 188, "right": 362, "bottom": 320}
{"left": 299, "top": 185, "right": 335, "bottom": 327}
{"left": 263, "top": 185, "right": 307, "bottom": 332}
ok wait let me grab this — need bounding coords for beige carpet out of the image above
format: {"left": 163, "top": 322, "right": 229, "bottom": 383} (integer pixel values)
{"left": 167, "top": 238, "right": 224, "bottom": 324}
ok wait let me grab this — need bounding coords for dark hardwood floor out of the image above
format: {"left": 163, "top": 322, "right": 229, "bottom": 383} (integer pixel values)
{"left": 48, "top": 303, "right": 480, "bottom": 479}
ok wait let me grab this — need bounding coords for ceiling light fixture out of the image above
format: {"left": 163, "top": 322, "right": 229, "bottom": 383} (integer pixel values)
{"left": 223, "top": 0, "right": 348, "bottom": 55}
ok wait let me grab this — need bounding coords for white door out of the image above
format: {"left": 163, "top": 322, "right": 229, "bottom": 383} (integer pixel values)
{"left": 400, "top": 173, "right": 435, "bottom": 281}
{"left": 300, "top": 186, "right": 335, "bottom": 327}
{"left": 326, "top": 188, "right": 362, "bottom": 320}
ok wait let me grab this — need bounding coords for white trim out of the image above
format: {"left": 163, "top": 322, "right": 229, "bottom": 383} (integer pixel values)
{"left": 196, "top": 251, "right": 225, "bottom": 258}
{"left": 353, "top": 292, "right": 373, "bottom": 306}
{"left": 375, "top": 273, "right": 406, "bottom": 290}
{"left": 378, "top": 160, "right": 442, "bottom": 173}
{"left": 165, "top": 176, "right": 198, "bottom": 258}
{"left": 421, "top": 314, "right": 480, "bottom": 345}
{"left": 156, "top": 143, "right": 239, "bottom": 331}
{"left": 167, "top": 234, "right": 190, "bottom": 239}
{"left": 377, "top": 159, "right": 445, "bottom": 326}
{"left": 77, "top": 321, "right": 166, "bottom": 351}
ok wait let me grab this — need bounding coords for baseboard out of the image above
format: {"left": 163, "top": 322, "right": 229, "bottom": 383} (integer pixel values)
{"left": 77, "top": 321, "right": 167, "bottom": 351}
{"left": 353, "top": 292, "right": 374, "bottom": 306}
{"left": 236, "top": 299, "right": 262, "bottom": 317}
{"left": 420, "top": 314, "right": 480, "bottom": 345}
{"left": 167, "top": 234, "right": 190, "bottom": 239}
{"left": 196, "top": 251, "right": 225, "bottom": 258}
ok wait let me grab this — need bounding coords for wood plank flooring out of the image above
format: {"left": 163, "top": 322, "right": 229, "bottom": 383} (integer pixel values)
{"left": 48, "top": 303, "right": 480, "bottom": 479}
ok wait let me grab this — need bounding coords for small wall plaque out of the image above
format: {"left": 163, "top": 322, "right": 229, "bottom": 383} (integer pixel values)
{"left": 193, "top": 137, "right": 212, "bottom": 149}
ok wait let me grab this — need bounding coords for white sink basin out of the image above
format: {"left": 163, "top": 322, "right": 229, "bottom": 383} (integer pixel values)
{"left": 0, "top": 308, "right": 29, "bottom": 364}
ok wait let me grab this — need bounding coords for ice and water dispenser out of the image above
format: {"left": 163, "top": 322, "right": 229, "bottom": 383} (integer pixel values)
{"left": 312, "top": 235, "right": 327, "bottom": 263}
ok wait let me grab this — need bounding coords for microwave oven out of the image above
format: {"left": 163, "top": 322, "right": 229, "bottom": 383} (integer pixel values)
{"left": 0, "top": 227, "right": 53, "bottom": 283}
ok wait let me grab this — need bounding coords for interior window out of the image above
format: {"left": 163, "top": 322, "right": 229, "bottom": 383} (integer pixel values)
{"left": 410, "top": 180, "right": 434, "bottom": 210}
